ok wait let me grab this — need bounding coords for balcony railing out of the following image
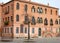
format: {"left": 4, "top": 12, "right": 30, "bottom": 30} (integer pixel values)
{"left": 24, "top": 20, "right": 29, "bottom": 24}
{"left": 44, "top": 23, "right": 48, "bottom": 25}
{"left": 31, "top": 21, "right": 36, "bottom": 25}
{"left": 4, "top": 21, "right": 9, "bottom": 25}
{"left": 50, "top": 23, "right": 53, "bottom": 26}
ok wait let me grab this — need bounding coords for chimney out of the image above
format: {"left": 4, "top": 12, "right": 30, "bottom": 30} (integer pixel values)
{"left": 47, "top": 3, "right": 49, "bottom": 6}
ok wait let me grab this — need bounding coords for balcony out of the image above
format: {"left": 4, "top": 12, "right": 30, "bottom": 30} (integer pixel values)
{"left": 31, "top": 22, "right": 36, "bottom": 25}
{"left": 24, "top": 20, "right": 29, "bottom": 24}
{"left": 44, "top": 23, "right": 48, "bottom": 25}
{"left": 50, "top": 23, "right": 53, "bottom": 26}
{"left": 5, "top": 11, "right": 9, "bottom": 14}
{"left": 4, "top": 21, "right": 9, "bottom": 26}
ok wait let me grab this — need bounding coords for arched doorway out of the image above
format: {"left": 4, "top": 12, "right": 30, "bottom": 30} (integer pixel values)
{"left": 44, "top": 32, "right": 53, "bottom": 37}
{"left": 38, "top": 28, "right": 41, "bottom": 36}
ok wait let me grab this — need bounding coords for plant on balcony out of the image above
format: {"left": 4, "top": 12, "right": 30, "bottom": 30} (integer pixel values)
{"left": 4, "top": 21, "right": 9, "bottom": 25}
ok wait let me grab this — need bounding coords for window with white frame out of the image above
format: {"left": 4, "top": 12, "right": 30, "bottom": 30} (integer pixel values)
{"left": 32, "top": 28, "right": 34, "bottom": 33}
{"left": 59, "top": 28, "right": 60, "bottom": 33}
{"left": 16, "top": 27, "right": 19, "bottom": 33}
{"left": 20, "top": 24, "right": 24, "bottom": 33}
{"left": 25, "top": 27, "right": 27, "bottom": 33}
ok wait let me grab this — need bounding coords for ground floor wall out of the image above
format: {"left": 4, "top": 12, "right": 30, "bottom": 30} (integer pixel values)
{"left": 13, "top": 24, "right": 59, "bottom": 38}
{"left": 1, "top": 26, "right": 13, "bottom": 38}
{"left": 1, "top": 25, "right": 60, "bottom": 38}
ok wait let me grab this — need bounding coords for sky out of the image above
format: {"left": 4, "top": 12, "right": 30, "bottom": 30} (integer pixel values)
{"left": 0, "top": 0, "right": 60, "bottom": 15}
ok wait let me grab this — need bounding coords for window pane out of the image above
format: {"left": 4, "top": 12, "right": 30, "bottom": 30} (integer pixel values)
{"left": 59, "top": 28, "right": 60, "bottom": 32}
{"left": 38, "top": 28, "right": 41, "bottom": 36}
{"left": 16, "top": 3, "right": 19, "bottom": 10}
{"left": 11, "top": 16, "right": 13, "bottom": 21}
{"left": 24, "top": 4, "right": 28, "bottom": 12}
{"left": 51, "top": 9, "right": 52, "bottom": 14}
{"left": 50, "top": 19, "right": 53, "bottom": 25}
{"left": 59, "top": 19, "right": 60, "bottom": 24}
{"left": 16, "top": 15, "right": 19, "bottom": 21}
{"left": 44, "top": 18, "right": 48, "bottom": 25}
{"left": 32, "top": 28, "right": 34, "bottom": 33}
{"left": 45, "top": 8, "right": 47, "bottom": 14}
{"left": 31, "top": 6, "right": 35, "bottom": 13}
{"left": 16, "top": 27, "right": 19, "bottom": 33}
{"left": 25, "top": 27, "right": 27, "bottom": 33}
{"left": 20, "top": 25, "right": 23, "bottom": 33}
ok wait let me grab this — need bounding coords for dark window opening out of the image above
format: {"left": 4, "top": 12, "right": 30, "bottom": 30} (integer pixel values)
{"left": 24, "top": 4, "right": 28, "bottom": 12}
{"left": 31, "top": 6, "right": 35, "bottom": 13}
{"left": 50, "top": 19, "right": 53, "bottom": 26}
{"left": 16, "top": 15, "right": 19, "bottom": 21}
{"left": 45, "top": 8, "right": 47, "bottom": 14}
{"left": 55, "top": 19, "right": 58, "bottom": 24}
{"left": 16, "top": 3, "right": 19, "bottom": 10}
{"left": 31, "top": 16, "right": 36, "bottom": 25}
{"left": 44, "top": 18, "right": 48, "bottom": 25}
{"left": 20, "top": 24, "right": 24, "bottom": 33}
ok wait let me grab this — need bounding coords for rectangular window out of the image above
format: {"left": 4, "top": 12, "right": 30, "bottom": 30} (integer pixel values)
{"left": 7, "top": 28, "right": 9, "bottom": 33}
{"left": 20, "top": 25, "right": 23, "bottom": 33}
{"left": 51, "top": 10, "right": 52, "bottom": 15}
{"left": 11, "top": 16, "right": 13, "bottom": 21}
{"left": 24, "top": 5, "right": 27, "bottom": 12}
{"left": 56, "top": 11, "right": 57, "bottom": 15}
{"left": 5, "top": 6, "right": 9, "bottom": 14}
{"left": 16, "top": 27, "right": 19, "bottom": 33}
{"left": 59, "top": 28, "right": 60, "bottom": 32}
{"left": 25, "top": 27, "right": 27, "bottom": 33}
{"left": 50, "top": 27, "right": 52, "bottom": 32}
{"left": 9, "top": 27, "right": 12, "bottom": 33}
{"left": 3, "top": 28, "right": 5, "bottom": 33}
{"left": 5, "top": 28, "right": 6, "bottom": 33}
{"left": 8, "top": 17, "right": 9, "bottom": 22}
{"left": 7, "top": 6, "right": 9, "bottom": 13}
{"left": 24, "top": 16, "right": 28, "bottom": 24}
{"left": 11, "top": 27, "right": 12, "bottom": 33}
{"left": 32, "top": 28, "right": 34, "bottom": 33}
{"left": 5, "top": 17, "right": 7, "bottom": 21}
{"left": 59, "top": 19, "right": 60, "bottom": 24}
{"left": 16, "top": 3, "right": 19, "bottom": 10}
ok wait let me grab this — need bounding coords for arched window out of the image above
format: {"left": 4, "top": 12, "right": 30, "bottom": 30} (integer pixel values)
{"left": 38, "top": 28, "right": 41, "bottom": 36}
{"left": 37, "top": 17, "right": 40, "bottom": 23}
{"left": 16, "top": 3, "right": 19, "bottom": 10}
{"left": 37, "top": 7, "right": 40, "bottom": 13}
{"left": 45, "top": 8, "right": 47, "bottom": 14}
{"left": 50, "top": 19, "right": 53, "bottom": 25}
{"left": 24, "top": 4, "right": 28, "bottom": 12}
{"left": 51, "top": 9, "right": 52, "bottom": 15}
{"left": 55, "top": 19, "right": 58, "bottom": 24}
{"left": 24, "top": 16, "right": 29, "bottom": 24}
{"left": 37, "top": 7, "right": 43, "bottom": 13}
{"left": 31, "top": 6, "right": 35, "bottom": 13}
{"left": 44, "top": 18, "right": 48, "bottom": 25}
{"left": 31, "top": 16, "right": 36, "bottom": 25}
{"left": 16, "top": 15, "right": 19, "bottom": 21}
{"left": 37, "top": 17, "right": 43, "bottom": 23}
